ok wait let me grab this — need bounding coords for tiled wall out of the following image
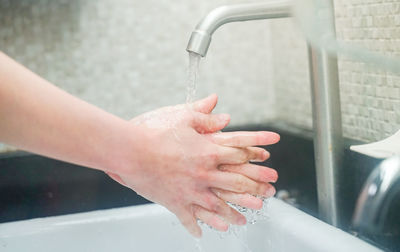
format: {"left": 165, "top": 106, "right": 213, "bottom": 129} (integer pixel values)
{"left": 271, "top": 0, "right": 400, "bottom": 143}
{"left": 335, "top": 0, "right": 400, "bottom": 142}
{"left": 0, "top": 0, "right": 275, "bottom": 152}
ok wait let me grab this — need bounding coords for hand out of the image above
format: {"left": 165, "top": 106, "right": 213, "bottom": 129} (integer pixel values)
{"left": 191, "top": 131, "right": 279, "bottom": 231}
{"left": 106, "top": 94, "right": 280, "bottom": 237}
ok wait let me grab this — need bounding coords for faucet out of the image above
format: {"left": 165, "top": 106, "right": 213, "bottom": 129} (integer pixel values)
{"left": 186, "top": 0, "right": 344, "bottom": 227}
{"left": 186, "top": 1, "right": 291, "bottom": 57}
{"left": 352, "top": 156, "right": 400, "bottom": 234}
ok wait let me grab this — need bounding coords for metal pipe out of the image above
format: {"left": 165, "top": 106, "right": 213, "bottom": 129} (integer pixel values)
{"left": 308, "top": 0, "right": 343, "bottom": 226}
{"left": 309, "top": 47, "right": 343, "bottom": 226}
{"left": 186, "top": 0, "right": 343, "bottom": 226}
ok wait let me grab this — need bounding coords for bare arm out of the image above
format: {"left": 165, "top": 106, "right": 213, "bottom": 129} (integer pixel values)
{"left": 0, "top": 52, "right": 280, "bottom": 237}
{"left": 0, "top": 51, "right": 134, "bottom": 173}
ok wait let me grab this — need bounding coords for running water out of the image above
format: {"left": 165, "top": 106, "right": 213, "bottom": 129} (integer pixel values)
{"left": 186, "top": 52, "right": 201, "bottom": 104}
{"left": 185, "top": 52, "right": 271, "bottom": 252}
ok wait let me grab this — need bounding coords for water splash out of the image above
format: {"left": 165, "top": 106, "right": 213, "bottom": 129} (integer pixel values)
{"left": 194, "top": 238, "right": 205, "bottom": 252}
{"left": 195, "top": 197, "right": 271, "bottom": 252}
{"left": 186, "top": 52, "right": 201, "bottom": 104}
{"left": 229, "top": 197, "right": 271, "bottom": 226}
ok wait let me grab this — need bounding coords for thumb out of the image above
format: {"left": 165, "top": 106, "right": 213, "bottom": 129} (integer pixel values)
{"left": 192, "top": 94, "right": 218, "bottom": 114}
{"left": 192, "top": 112, "right": 230, "bottom": 134}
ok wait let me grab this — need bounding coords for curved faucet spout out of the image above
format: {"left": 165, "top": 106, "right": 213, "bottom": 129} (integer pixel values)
{"left": 186, "top": 0, "right": 292, "bottom": 57}
{"left": 353, "top": 156, "right": 400, "bottom": 234}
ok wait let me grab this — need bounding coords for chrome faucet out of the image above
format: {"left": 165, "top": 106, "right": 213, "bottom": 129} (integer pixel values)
{"left": 186, "top": 0, "right": 343, "bottom": 226}
{"left": 186, "top": 1, "right": 291, "bottom": 57}
{"left": 353, "top": 156, "right": 400, "bottom": 234}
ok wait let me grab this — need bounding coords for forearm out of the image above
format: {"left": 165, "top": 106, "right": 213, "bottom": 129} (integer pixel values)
{"left": 0, "top": 52, "right": 137, "bottom": 173}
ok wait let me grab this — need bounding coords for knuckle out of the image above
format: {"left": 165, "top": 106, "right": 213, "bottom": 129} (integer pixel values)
{"left": 237, "top": 150, "right": 248, "bottom": 163}
{"left": 213, "top": 200, "right": 224, "bottom": 213}
{"left": 244, "top": 150, "right": 252, "bottom": 162}
{"left": 192, "top": 205, "right": 201, "bottom": 216}
{"left": 251, "top": 150, "right": 259, "bottom": 161}
{"left": 234, "top": 177, "right": 246, "bottom": 192}
{"left": 258, "top": 149, "right": 265, "bottom": 158}
{"left": 196, "top": 170, "right": 209, "bottom": 181}
{"left": 208, "top": 151, "right": 219, "bottom": 164}
{"left": 196, "top": 115, "right": 212, "bottom": 130}
{"left": 206, "top": 118, "right": 214, "bottom": 130}
{"left": 258, "top": 183, "right": 267, "bottom": 194}
{"left": 256, "top": 148, "right": 265, "bottom": 159}
{"left": 203, "top": 194, "right": 218, "bottom": 210}
{"left": 218, "top": 164, "right": 229, "bottom": 171}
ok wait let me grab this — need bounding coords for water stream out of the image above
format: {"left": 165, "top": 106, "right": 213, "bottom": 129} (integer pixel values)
{"left": 185, "top": 52, "right": 271, "bottom": 252}
{"left": 186, "top": 52, "right": 201, "bottom": 104}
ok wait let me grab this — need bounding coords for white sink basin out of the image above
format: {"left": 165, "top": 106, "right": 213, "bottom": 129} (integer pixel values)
{"left": 0, "top": 198, "right": 381, "bottom": 252}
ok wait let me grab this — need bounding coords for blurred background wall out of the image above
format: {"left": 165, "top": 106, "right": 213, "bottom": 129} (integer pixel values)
{"left": 0, "top": 0, "right": 400, "bottom": 152}
{"left": 0, "top": 0, "right": 275, "bottom": 152}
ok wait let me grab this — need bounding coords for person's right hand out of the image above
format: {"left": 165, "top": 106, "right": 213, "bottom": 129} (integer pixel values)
{"left": 192, "top": 130, "right": 279, "bottom": 231}
{"left": 106, "top": 94, "right": 280, "bottom": 237}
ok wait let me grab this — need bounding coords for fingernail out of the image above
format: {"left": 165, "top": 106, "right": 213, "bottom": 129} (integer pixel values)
{"left": 263, "top": 150, "right": 270, "bottom": 160}
{"left": 265, "top": 132, "right": 280, "bottom": 143}
{"left": 265, "top": 186, "right": 276, "bottom": 197}
{"left": 272, "top": 171, "right": 278, "bottom": 183}
{"left": 237, "top": 216, "right": 247, "bottom": 225}
{"left": 192, "top": 228, "right": 202, "bottom": 238}
{"left": 218, "top": 114, "right": 230, "bottom": 123}
{"left": 273, "top": 133, "right": 281, "bottom": 142}
{"left": 208, "top": 93, "right": 217, "bottom": 100}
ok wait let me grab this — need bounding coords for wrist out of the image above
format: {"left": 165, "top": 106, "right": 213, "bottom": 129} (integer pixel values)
{"left": 102, "top": 121, "right": 144, "bottom": 175}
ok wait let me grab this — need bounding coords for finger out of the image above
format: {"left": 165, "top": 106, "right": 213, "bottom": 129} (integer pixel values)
{"left": 178, "top": 207, "right": 202, "bottom": 238}
{"left": 211, "top": 188, "right": 263, "bottom": 210}
{"left": 206, "top": 131, "right": 280, "bottom": 147}
{"left": 247, "top": 147, "right": 270, "bottom": 162}
{"left": 105, "top": 172, "right": 127, "bottom": 187}
{"left": 209, "top": 171, "right": 276, "bottom": 197}
{"left": 192, "top": 112, "right": 230, "bottom": 134}
{"left": 217, "top": 146, "right": 268, "bottom": 164}
{"left": 192, "top": 93, "right": 218, "bottom": 114}
{"left": 219, "top": 163, "right": 278, "bottom": 183}
{"left": 193, "top": 205, "right": 229, "bottom": 232}
{"left": 194, "top": 191, "right": 246, "bottom": 226}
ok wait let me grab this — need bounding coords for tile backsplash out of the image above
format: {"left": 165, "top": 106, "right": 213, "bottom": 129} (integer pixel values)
{"left": 270, "top": 0, "right": 400, "bottom": 143}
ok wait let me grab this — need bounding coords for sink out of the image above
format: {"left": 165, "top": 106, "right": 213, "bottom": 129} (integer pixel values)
{"left": 0, "top": 198, "right": 381, "bottom": 252}
{"left": 0, "top": 124, "right": 395, "bottom": 250}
